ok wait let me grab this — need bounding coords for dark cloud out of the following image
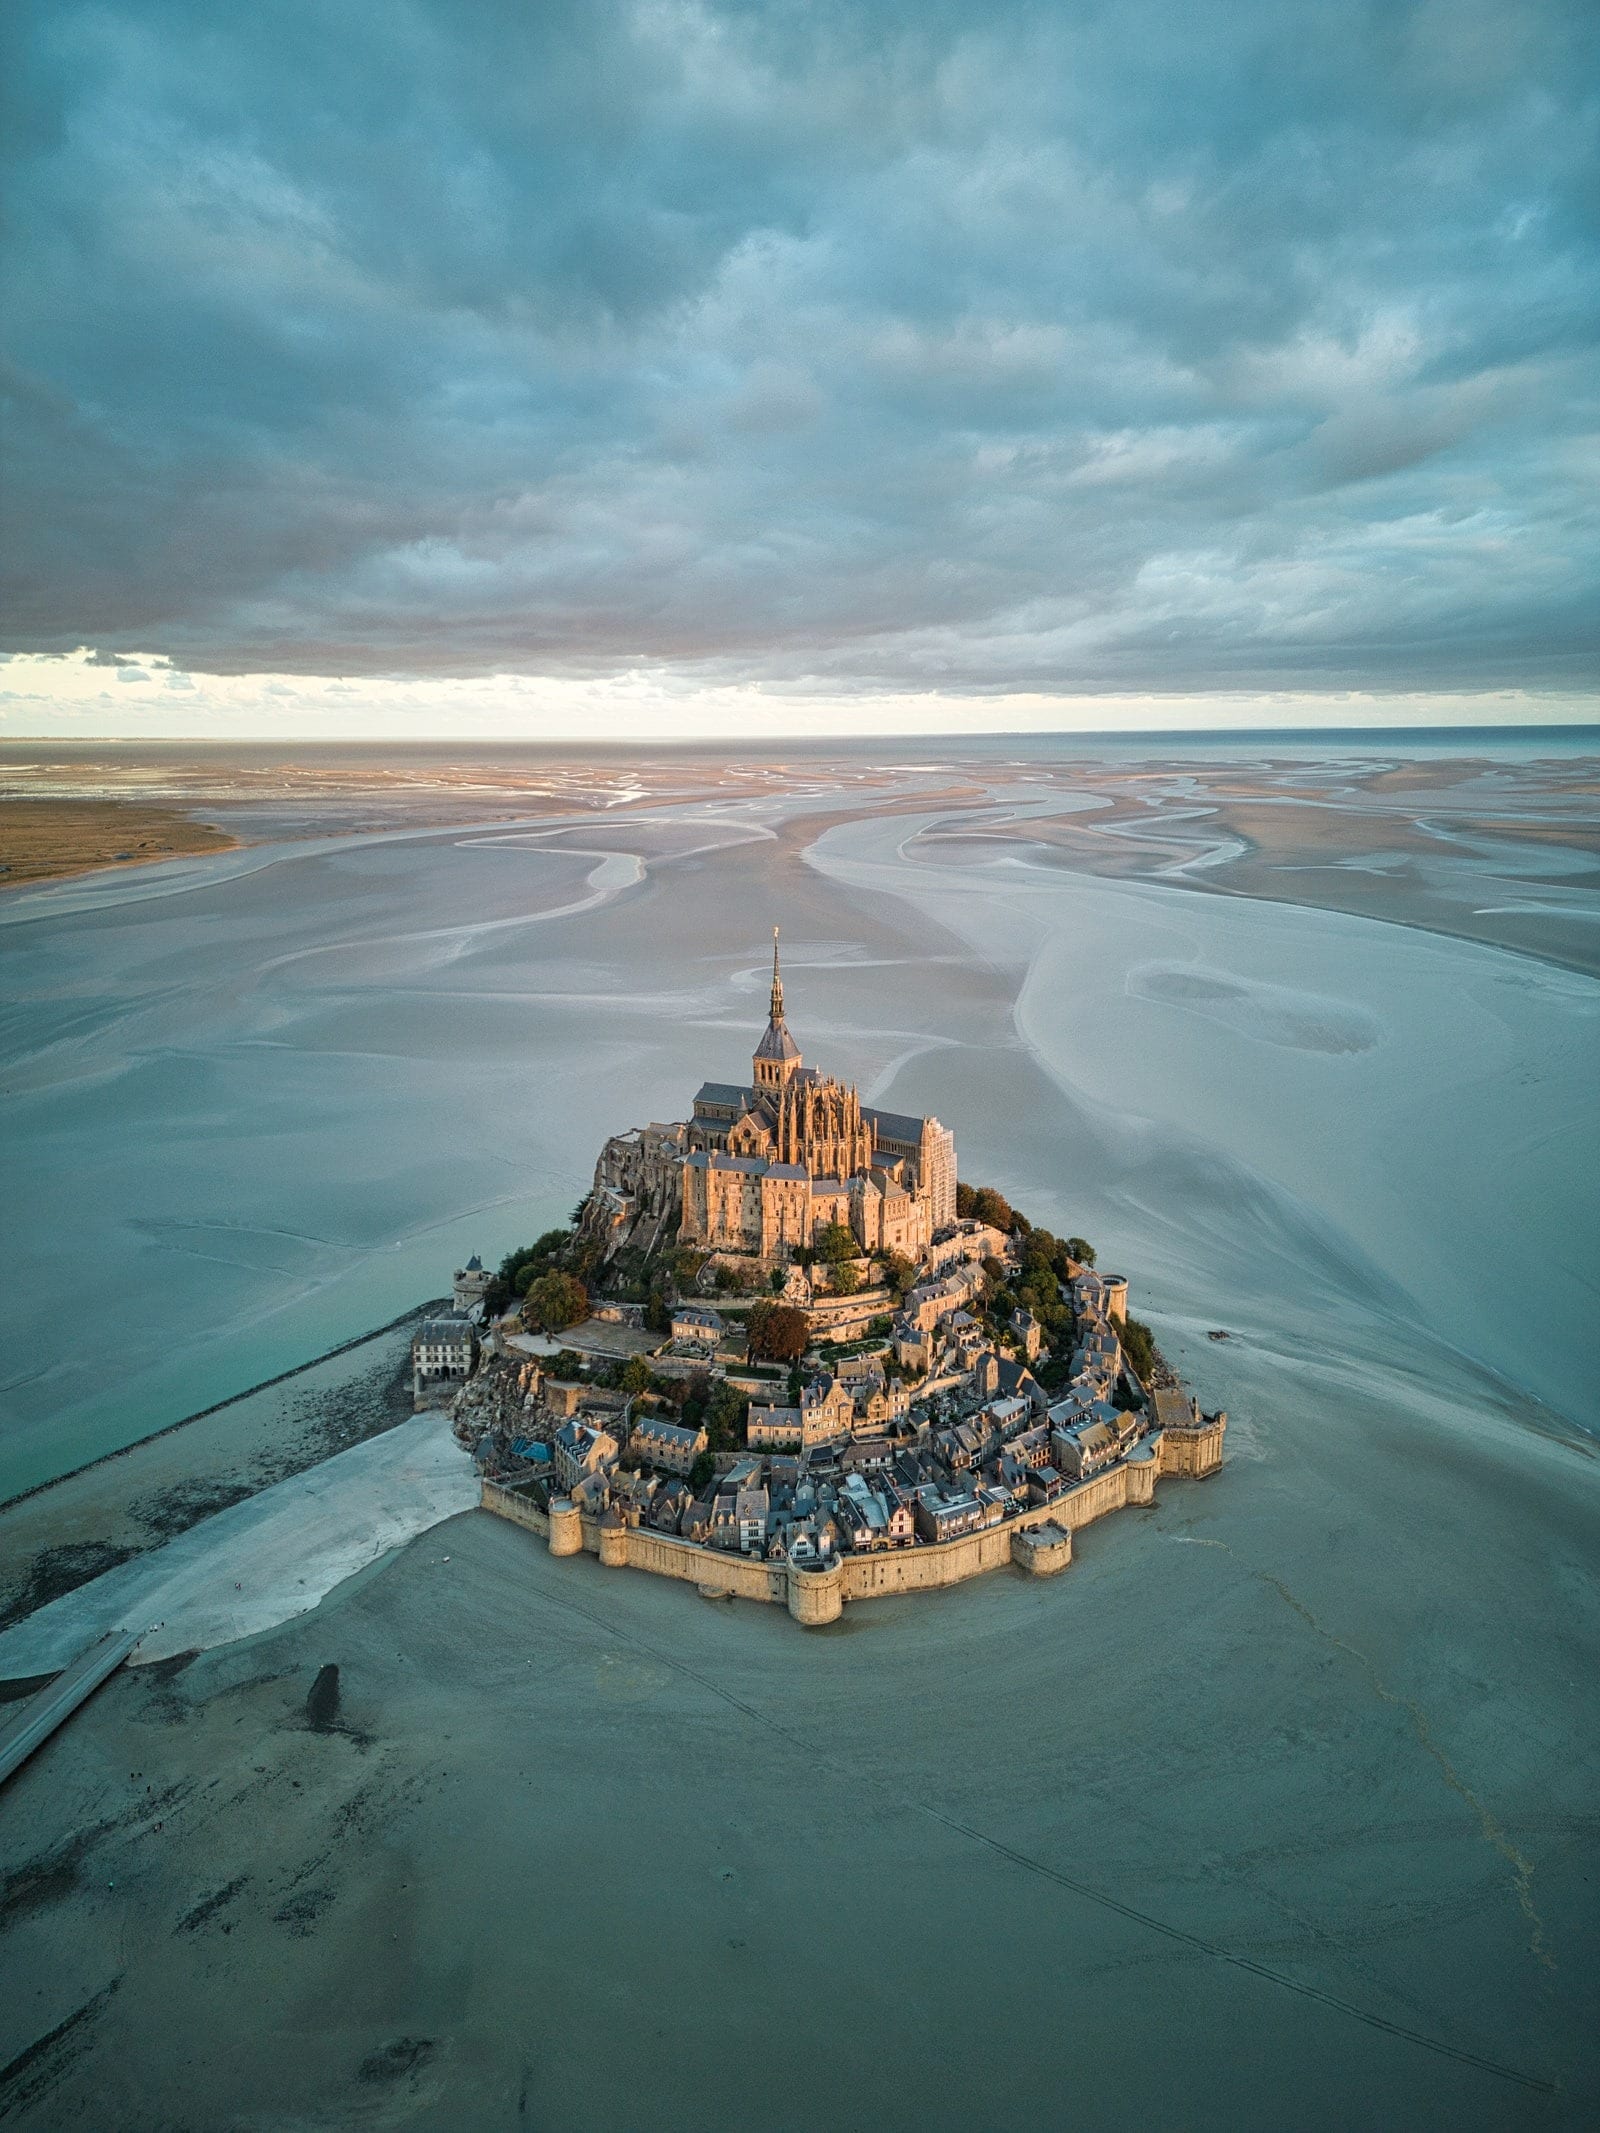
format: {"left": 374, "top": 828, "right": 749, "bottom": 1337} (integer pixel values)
{"left": 1, "top": 0, "right": 1596, "bottom": 697}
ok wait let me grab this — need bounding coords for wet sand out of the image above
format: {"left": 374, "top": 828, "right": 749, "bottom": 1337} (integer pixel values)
{"left": 1, "top": 1343, "right": 1595, "bottom": 2132}
{"left": 1, "top": 737, "right": 1596, "bottom": 2128}
{"left": 0, "top": 1316, "right": 427, "bottom": 1634}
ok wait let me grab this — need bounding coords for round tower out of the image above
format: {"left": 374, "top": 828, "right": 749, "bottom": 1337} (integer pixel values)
{"left": 548, "top": 1496, "right": 583, "bottom": 1557}
{"left": 786, "top": 1552, "right": 845, "bottom": 1627}
{"left": 597, "top": 1508, "right": 630, "bottom": 1568}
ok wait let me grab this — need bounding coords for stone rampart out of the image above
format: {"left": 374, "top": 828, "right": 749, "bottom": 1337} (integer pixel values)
{"left": 480, "top": 1423, "right": 1220, "bottom": 1624}
{"left": 837, "top": 1522, "right": 1015, "bottom": 1597}
{"left": 596, "top": 1522, "right": 787, "bottom": 1603}
{"left": 481, "top": 1479, "right": 551, "bottom": 1538}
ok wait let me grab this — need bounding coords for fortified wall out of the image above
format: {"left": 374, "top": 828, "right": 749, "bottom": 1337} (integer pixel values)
{"left": 480, "top": 1412, "right": 1224, "bottom": 1628}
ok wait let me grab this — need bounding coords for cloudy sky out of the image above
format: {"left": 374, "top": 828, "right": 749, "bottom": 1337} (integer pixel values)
{"left": 2, "top": 0, "right": 1597, "bottom": 736}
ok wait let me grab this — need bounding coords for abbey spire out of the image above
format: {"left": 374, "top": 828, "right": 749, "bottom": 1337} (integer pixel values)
{"left": 752, "top": 925, "right": 802, "bottom": 1090}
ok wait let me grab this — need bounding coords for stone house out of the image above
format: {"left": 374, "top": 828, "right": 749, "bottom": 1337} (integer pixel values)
{"left": 1010, "top": 1308, "right": 1042, "bottom": 1360}
{"left": 413, "top": 1318, "right": 477, "bottom": 1402}
{"left": 746, "top": 1400, "right": 804, "bottom": 1449}
{"left": 670, "top": 1305, "right": 725, "bottom": 1349}
{"left": 799, "top": 1373, "right": 855, "bottom": 1446}
{"left": 1053, "top": 1418, "right": 1120, "bottom": 1480}
{"left": 629, "top": 1415, "right": 708, "bottom": 1475}
{"left": 553, "top": 1421, "right": 620, "bottom": 1492}
{"left": 735, "top": 1485, "right": 770, "bottom": 1553}
{"left": 914, "top": 1490, "right": 985, "bottom": 1544}
{"left": 852, "top": 1373, "right": 910, "bottom": 1432}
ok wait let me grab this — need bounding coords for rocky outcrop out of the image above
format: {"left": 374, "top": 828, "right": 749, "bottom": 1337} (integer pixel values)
{"left": 578, "top": 1122, "right": 687, "bottom": 1265}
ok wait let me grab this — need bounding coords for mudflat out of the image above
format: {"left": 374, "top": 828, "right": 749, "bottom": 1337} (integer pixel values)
{"left": 0, "top": 799, "right": 235, "bottom": 887}
{"left": 0, "top": 736, "right": 1595, "bottom": 2130}
{"left": 1, "top": 1357, "right": 1594, "bottom": 2133}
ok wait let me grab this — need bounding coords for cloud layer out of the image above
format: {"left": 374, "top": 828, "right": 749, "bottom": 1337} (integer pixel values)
{"left": 3, "top": 0, "right": 1597, "bottom": 703}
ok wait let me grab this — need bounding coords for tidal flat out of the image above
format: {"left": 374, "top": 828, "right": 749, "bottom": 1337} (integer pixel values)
{"left": 0, "top": 735, "right": 1596, "bottom": 2128}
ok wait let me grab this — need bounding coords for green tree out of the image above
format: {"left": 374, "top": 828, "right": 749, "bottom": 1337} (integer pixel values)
{"left": 815, "top": 1222, "right": 856, "bottom": 1266}
{"left": 877, "top": 1249, "right": 915, "bottom": 1300}
{"left": 523, "top": 1271, "right": 589, "bottom": 1335}
{"left": 1119, "top": 1315, "right": 1156, "bottom": 1380}
{"left": 1066, "top": 1236, "right": 1096, "bottom": 1267}
{"left": 747, "top": 1301, "right": 809, "bottom": 1364}
{"left": 499, "top": 1228, "right": 573, "bottom": 1289}
{"left": 955, "top": 1182, "right": 976, "bottom": 1219}
{"left": 704, "top": 1380, "right": 748, "bottom": 1453}
{"left": 832, "top": 1261, "right": 861, "bottom": 1295}
{"left": 971, "top": 1186, "right": 1015, "bottom": 1232}
{"left": 619, "top": 1357, "right": 653, "bottom": 1396}
{"left": 689, "top": 1450, "right": 716, "bottom": 1493}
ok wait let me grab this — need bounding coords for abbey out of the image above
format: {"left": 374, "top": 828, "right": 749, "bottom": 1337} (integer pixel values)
{"left": 589, "top": 933, "right": 955, "bottom": 1267}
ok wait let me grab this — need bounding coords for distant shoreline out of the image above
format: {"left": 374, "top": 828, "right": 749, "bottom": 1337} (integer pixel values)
{"left": 1, "top": 723, "right": 1597, "bottom": 758}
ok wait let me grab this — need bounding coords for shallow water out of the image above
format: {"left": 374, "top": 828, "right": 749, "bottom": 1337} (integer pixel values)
{"left": 1, "top": 746, "right": 1596, "bottom": 1498}
{"left": 1, "top": 739, "right": 1597, "bottom": 2127}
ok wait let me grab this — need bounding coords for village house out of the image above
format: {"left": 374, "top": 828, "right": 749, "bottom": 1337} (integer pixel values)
{"left": 1053, "top": 1418, "right": 1121, "bottom": 1480}
{"left": 914, "top": 1490, "right": 985, "bottom": 1544}
{"left": 799, "top": 1373, "right": 856, "bottom": 1446}
{"left": 412, "top": 1317, "right": 477, "bottom": 1403}
{"left": 629, "top": 1414, "right": 708, "bottom": 1475}
{"left": 735, "top": 1485, "right": 770, "bottom": 1553}
{"left": 747, "top": 1399, "right": 805, "bottom": 1450}
{"left": 851, "top": 1371, "right": 910, "bottom": 1432}
{"left": 670, "top": 1304, "right": 725, "bottom": 1349}
{"left": 553, "top": 1420, "right": 620, "bottom": 1492}
{"left": 1011, "top": 1307, "right": 1042, "bottom": 1360}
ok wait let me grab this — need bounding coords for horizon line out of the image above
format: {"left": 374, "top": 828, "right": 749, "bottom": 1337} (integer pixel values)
{"left": 2, "top": 720, "right": 1598, "bottom": 751}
